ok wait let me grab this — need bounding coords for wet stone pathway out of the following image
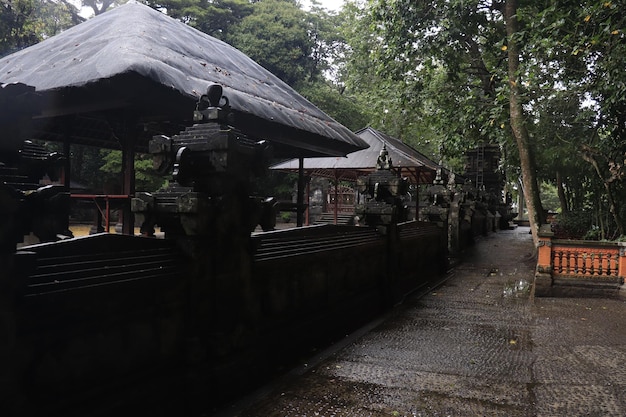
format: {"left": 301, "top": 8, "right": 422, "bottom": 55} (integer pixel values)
{"left": 220, "top": 227, "right": 626, "bottom": 417}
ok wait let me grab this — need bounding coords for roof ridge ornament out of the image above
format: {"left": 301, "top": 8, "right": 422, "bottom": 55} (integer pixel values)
{"left": 376, "top": 144, "right": 393, "bottom": 170}
{"left": 194, "top": 84, "right": 233, "bottom": 125}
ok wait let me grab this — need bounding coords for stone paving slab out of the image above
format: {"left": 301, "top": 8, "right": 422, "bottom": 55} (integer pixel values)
{"left": 222, "top": 227, "right": 626, "bottom": 417}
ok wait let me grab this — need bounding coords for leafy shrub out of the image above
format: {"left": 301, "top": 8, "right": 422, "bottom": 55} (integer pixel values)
{"left": 582, "top": 225, "right": 601, "bottom": 241}
{"left": 552, "top": 211, "right": 592, "bottom": 239}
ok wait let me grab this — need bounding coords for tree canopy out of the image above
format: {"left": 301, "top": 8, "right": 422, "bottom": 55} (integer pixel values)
{"left": 2, "top": 0, "right": 625, "bottom": 239}
{"left": 0, "top": 0, "right": 82, "bottom": 56}
{"left": 345, "top": 0, "right": 626, "bottom": 240}
{"left": 142, "top": 0, "right": 253, "bottom": 38}
{"left": 225, "top": 0, "right": 316, "bottom": 86}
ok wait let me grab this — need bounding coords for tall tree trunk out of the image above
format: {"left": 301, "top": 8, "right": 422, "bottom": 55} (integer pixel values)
{"left": 556, "top": 170, "right": 568, "bottom": 213}
{"left": 504, "top": 0, "right": 545, "bottom": 247}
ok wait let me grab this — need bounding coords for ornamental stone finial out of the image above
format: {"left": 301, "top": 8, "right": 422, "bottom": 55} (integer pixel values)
{"left": 376, "top": 144, "right": 393, "bottom": 170}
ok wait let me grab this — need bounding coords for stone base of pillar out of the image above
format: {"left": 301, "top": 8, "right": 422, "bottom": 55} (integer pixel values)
{"left": 533, "top": 272, "right": 553, "bottom": 298}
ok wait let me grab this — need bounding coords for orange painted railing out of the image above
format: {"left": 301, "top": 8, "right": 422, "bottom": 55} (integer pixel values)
{"left": 552, "top": 244, "right": 621, "bottom": 281}
{"left": 537, "top": 225, "right": 626, "bottom": 284}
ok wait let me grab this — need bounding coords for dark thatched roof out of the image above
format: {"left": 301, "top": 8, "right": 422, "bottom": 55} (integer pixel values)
{"left": 0, "top": 2, "right": 367, "bottom": 157}
{"left": 271, "top": 127, "right": 442, "bottom": 184}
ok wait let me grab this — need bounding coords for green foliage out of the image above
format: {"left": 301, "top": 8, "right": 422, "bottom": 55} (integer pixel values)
{"left": 36, "top": 0, "right": 83, "bottom": 35}
{"left": 0, "top": 0, "right": 80, "bottom": 56}
{"left": 69, "top": 145, "right": 105, "bottom": 191}
{"left": 368, "top": 0, "right": 508, "bottom": 152}
{"left": 0, "top": 0, "right": 41, "bottom": 56}
{"left": 540, "top": 182, "right": 560, "bottom": 213}
{"left": 226, "top": 0, "right": 316, "bottom": 86}
{"left": 142, "top": 0, "right": 253, "bottom": 39}
{"left": 519, "top": 0, "right": 626, "bottom": 235}
{"left": 0, "top": 0, "right": 40, "bottom": 56}
{"left": 339, "top": 0, "right": 513, "bottom": 169}
{"left": 252, "top": 171, "right": 297, "bottom": 201}
{"left": 552, "top": 210, "right": 592, "bottom": 240}
{"left": 303, "top": 3, "right": 348, "bottom": 82}
{"left": 295, "top": 79, "right": 370, "bottom": 131}
{"left": 335, "top": 1, "right": 441, "bottom": 160}
{"left": 582, "top": 225, "right": 601, "bottom": 241}
{"left": 82, "top": 0, "right": 125, "bottom": 16}
{"left": 99, "top": 150, "right": 167, "bottom": 193}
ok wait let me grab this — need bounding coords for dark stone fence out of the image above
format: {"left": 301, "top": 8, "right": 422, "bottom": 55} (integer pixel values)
{"left": 2, "top": 235, "right": 188, "bottom": 416}
{"left": 2, "top": 221, "right": 445, "bottom": 415}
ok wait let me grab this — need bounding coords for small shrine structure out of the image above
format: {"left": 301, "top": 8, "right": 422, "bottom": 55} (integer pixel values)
{"left": 271, "top": 127, "right": 445, "bottom": 224}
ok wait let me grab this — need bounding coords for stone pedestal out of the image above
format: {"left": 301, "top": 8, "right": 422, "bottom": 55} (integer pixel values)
{"left": 355, "top": 146, "right": 409, "bottom": 229}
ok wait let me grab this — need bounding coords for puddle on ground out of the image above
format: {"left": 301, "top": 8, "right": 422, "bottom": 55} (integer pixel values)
{"left": 503, "top": 279, "right": 530, "bottom": 298}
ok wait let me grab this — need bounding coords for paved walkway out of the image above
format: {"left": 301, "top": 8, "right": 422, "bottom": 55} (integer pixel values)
{"left": 219, "top": 227, "right": 626, "bottom": 417}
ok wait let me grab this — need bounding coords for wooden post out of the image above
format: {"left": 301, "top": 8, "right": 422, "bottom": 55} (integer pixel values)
{"left": 305, "top": 177, "right": 310, "bottom": 226}
{"left": 414, "top": 168, "right": 421, "bottom": 221}
{"left": 121, "top": 130, "right": 136, "bottom": 235}
{"left": 333, "top": 172, "right": 338, "bottom": 225}
{"left": 297, "top": 157, "right": 304, "bottom": 227}
{"left": 63, "top": 140, "right": 71, "bottom": 189}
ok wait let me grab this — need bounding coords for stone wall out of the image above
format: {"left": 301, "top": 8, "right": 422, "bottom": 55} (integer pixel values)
{"left": 2, "top": 235, "right": 188, "bottom": 416}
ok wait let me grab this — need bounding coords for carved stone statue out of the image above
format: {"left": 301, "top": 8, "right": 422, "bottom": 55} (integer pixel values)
{"left": 376, "top": 145, "right": 393, "bottom": 170}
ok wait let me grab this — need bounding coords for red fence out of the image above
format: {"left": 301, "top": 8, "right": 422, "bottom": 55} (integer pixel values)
{"left": 536, "top": 225, "right": 626, "bottom": 294}
{"left": 552, "top": 244, "right": 621, "bottom": 281}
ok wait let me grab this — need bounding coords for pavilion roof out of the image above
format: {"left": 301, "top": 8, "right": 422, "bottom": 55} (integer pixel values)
{"left": 271, "top": 127, "right": 443, "bottom": 184}
{"left": 0, "top": 2, "right": 367, "bottom": 157}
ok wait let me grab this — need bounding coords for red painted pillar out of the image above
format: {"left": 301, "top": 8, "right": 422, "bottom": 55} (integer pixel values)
{"left": 537, "top": 226, "right": 553, "bottom": 270}
{"left": 618, "top": 243, "right": 626, "bottom": 280}
{"left": 534, "top": 224, "right": 554, "bottom": 296}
